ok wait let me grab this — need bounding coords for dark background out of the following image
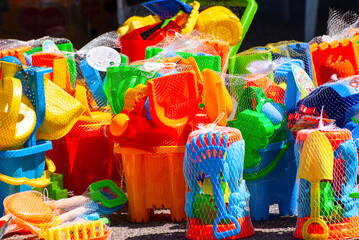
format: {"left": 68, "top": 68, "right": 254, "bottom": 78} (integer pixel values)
{"left": 0, "top": 0, "right": 357, "bottom": 50}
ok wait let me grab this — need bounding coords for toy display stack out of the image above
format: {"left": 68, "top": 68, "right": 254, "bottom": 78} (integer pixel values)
{"left": 4, "top": 1, "right": 359, "bottom": 240}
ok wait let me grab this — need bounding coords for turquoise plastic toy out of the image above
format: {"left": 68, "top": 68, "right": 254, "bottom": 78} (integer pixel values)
{"left": 187, "top": 132, "right": 241, "bottom": 239}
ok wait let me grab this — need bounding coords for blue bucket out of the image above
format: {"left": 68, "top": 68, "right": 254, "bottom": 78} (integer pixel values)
{"left": 0, "top": 140, "right": 52, "bottom": 215}
{"left": 243, "top": 139, "right": 298, "bottom": 221}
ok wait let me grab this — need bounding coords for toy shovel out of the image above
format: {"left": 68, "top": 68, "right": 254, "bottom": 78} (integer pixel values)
{"left": 202, "top": 69, "right": 233, "bottom": 126}
{"left": 297, "top": 130, "right": 334, "bottom": 240}
{"left": 189, "top": 132, "right": 241, "bottom": 239}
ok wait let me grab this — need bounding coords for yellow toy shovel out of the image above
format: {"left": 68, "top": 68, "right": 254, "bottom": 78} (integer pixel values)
{"left": 297, "top": 130, "right": 334, "bottom": 240}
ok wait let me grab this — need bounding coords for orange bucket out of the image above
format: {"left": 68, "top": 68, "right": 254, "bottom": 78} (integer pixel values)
{"left": 114, "top": 145, "right": 186, "bottom": 223}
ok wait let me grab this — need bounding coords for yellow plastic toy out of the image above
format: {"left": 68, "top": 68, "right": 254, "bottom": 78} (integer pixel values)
{"left": 297, "top": 130, "right": 334, "bottom": 240}
{"left": 36, "top": 78, "right": 85, "bottom": 140}
{"left": 0, "top": 77, "right": 36, "bottom": 150}
{"left": 181, "top": 1, "right": 200, "bottom": 35}
{"left": 117, "top": 15, "right": 161, "bottom": 36}
{"left": 195, "top": 6, "right": 242, "bottom": 46}
{"left": 0, "top": 61, "right": 22, "bottom": 79}
{"left": 202, "top": 69, "right": 232, "bottom": 126}
{"left": 123, "top": 84, "right": 148, "bottom": 112}
{"left": 42, "top": 220, "right": 111, "bottom": 240}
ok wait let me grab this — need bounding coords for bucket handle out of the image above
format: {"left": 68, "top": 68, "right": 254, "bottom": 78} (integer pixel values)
{"left": 0, "top": 157, "right": 56, "bottom": 188}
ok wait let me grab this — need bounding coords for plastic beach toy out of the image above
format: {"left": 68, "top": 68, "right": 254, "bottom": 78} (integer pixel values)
{"left": 0, "top": 77, "right": 36, "bottom": 150}
{"left": 142, "top": 0, "right": 193, "bottom": 19}
{"left": 4, "top": 191, "right": 111, "bottom": 239}
{"left": 117, "top": 15, "right": 161, "bottom": 36}
{"left": 35, "top": 77, "right": 85, "bottom": 140}
{"left": 202, "top": 69, "right": 233, "bottom": 126}
{"left": 31, "top": 52, "right": 73, "bottom": 94}
{"left": 297, "top": 131, "right": 334, "bottom": 240}
{"left": 186, "top": 132, "right": 241, "bottom": 239}
{"left": 88, "top": 180, "right": 127, "bottom": 215}
{"left": 42, "top": 220, "right": 110, "bottom": 240}
{"left": 195, "top": 6, "right": 242, "bottom": 47}
{"left": 147, "top": 70, "right": 200, "bottom": 130}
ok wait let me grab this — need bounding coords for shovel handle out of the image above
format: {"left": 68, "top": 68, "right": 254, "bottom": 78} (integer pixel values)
{"left": 210, "top": 175, "right": 241, "bottom": 239}
{"left": 302, "top": 218, "right": 329, "bottom": 240}
{"left": 302, "top": 182, "right": 329, "bottom": 240}
{"left": 213, "top": 214, "right": 241, "bottom": 240}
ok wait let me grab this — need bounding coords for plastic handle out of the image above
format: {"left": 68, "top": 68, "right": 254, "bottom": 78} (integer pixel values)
{"left": 0, "top": 157, "right": 55, "bottom": 188}
{"left": 58, "top": 206, "right": 89, "bottom": 223}
{"left": 54, "top": 196, "right": 89, "bottom": 209}
{"left": 302, "top": 182, "right": 329, "bottom": 240}
{"left": 243, "top": 142, "right": 291, "bottom": 181}
{"left": 229, "top": 0, "right": 258, "bottom": 56}
{"left": 211, "top": 174, "right": 241, "bottom": 239}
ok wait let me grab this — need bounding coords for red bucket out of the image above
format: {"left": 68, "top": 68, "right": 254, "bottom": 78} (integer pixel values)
{"left": 46, "top": 117, "right": 122, "bottom": 195}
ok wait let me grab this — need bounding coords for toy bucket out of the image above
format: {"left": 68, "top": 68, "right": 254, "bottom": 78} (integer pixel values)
{"left": 243, "top": 139, "right": 298, "bottom": 221}
{"left": 0, "top": 140, "right": 53, "bottom": 215}
{"left": 114, "top": 145, "right": 186, "bottom": 223}
{"left": 294, "top": 128, "right": 359, "bottom": 240}
{"left": 46, "top": 117, "right": 122, "bottom": 195}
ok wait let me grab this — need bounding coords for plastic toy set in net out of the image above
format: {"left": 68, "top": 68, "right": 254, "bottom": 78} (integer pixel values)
{"left": 5, "top": 0, "right": 359, "bottom": 239}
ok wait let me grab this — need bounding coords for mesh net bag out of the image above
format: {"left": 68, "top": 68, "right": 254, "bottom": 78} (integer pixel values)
{"left": 308, "top": 10, "right": 359, "bottom": 87}
{"left": 107, "top": 56, "right": 204, "bottom": 223}
{"left": 309, "top": 9, "right": 359, "bottom": 45}
{"left": 288, "top": 75, "right": 359, "bottom": 134}
{"left": 294, "top": 124, "right": 359, "bottom": 240}
{"left": 3, "top": 191, "right": 112, "bottom": 240}
{"left": 184, "top": 124, "right": 254, "bottom": 239}
{"left": 108, "top": 30, "right": 236, "bottom": 222}
{"left": 225, "top": 51, "right": 317, "bottom": 223}
{"left": 146, "top": 31, "right": 230, "bottom": 75}
{"left": 26, "top": 33, "right": 125, "bottom": 196}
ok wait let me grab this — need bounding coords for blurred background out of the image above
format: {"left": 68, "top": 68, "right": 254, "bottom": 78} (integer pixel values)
{"left": 0, "top": 0, "right": 357, "bottom": 50}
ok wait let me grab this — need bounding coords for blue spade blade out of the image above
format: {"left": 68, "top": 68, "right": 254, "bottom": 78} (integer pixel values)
{"left": 142, "top": 0, "right": 192, "bottom": 19}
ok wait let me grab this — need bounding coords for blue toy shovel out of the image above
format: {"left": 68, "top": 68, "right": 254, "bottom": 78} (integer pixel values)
{"left": 188, "top": 132, "right": 241, "bottom": 239}
{"left": 142, "top": 0, "right": 193, "bottom": 19}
